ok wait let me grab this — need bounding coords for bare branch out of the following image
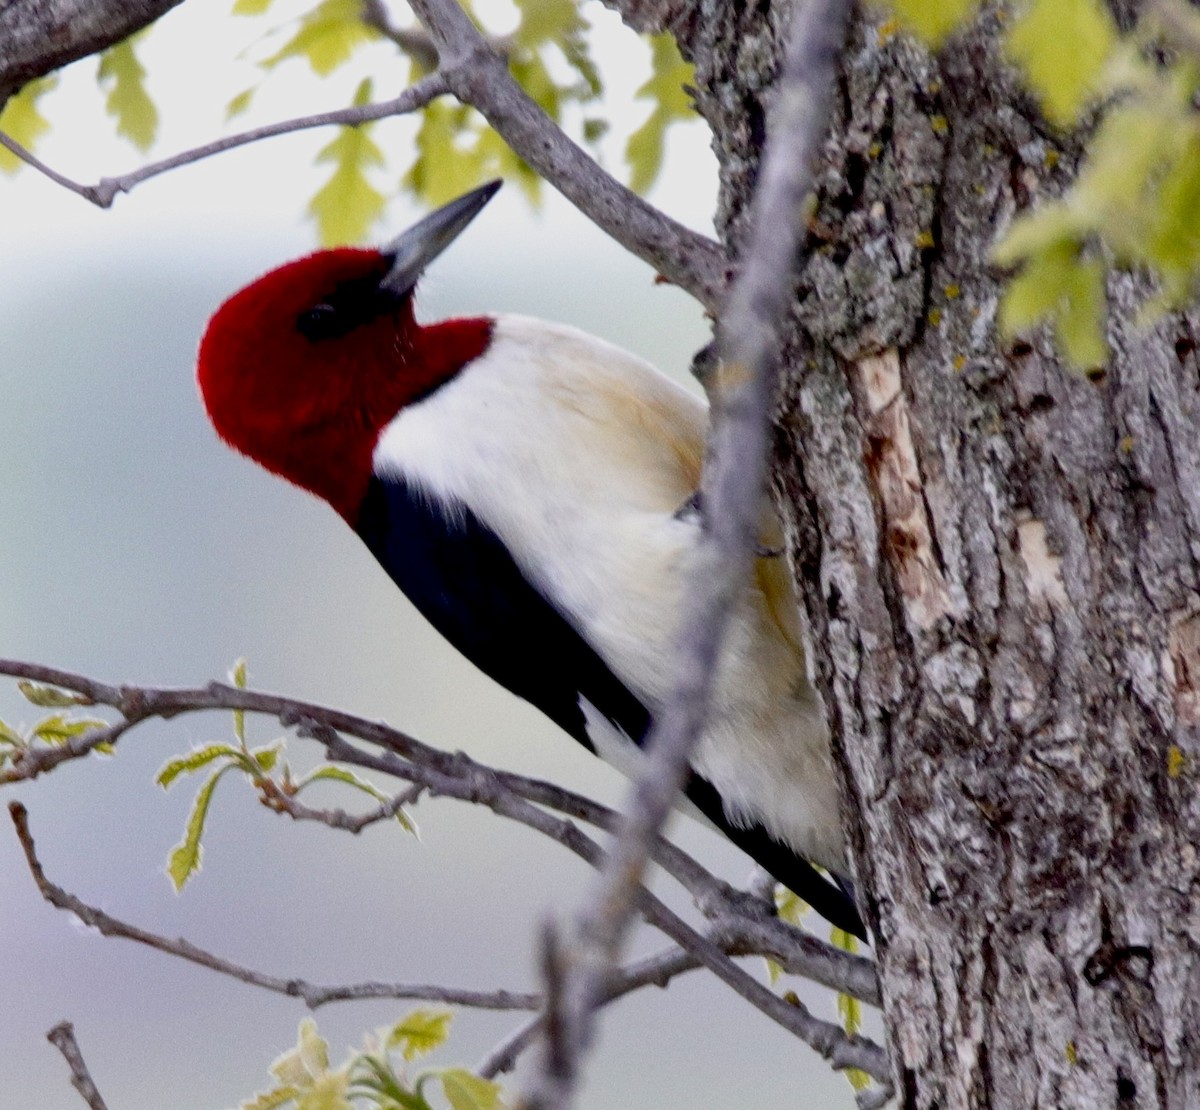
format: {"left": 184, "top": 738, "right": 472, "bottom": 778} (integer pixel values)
{"left": 406, "top": 0, "right": 726, "bottom": 308}
{"left": 46, "top": 1022, "right": 109, "bottom": 1110}
{"left": 517, "top": 0, "right": 855, "bottom": 1102}
{"left": 0, "top": 657, "right": 881, "bottom": 1010}
{"left": 1, "top": 661, "right": 889, "bottom": 1081}
{"left": 19, "top": 798, "right": 845, "bottom": 1087}
{"left": 0, "top": 0, "right": 183, "bottom": 103}
{"left": 0, "top": 73, "right": 449, "bottom": 209}
{"left": 255, "top": 776, "right": 419, "bottom": 834}
{"left": 479, "top": 1015, "right": 543, "bottom": 1079}
{"left": 9, "top": 800, "right": 540, "bottom": 1012}
{"left": 1, "top": 718, "right": 133, "bottom": 784}
{"left": 360, "top": 0, "right": 441, "bottom": 71}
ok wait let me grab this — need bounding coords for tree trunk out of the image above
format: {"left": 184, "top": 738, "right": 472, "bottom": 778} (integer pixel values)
{"left": 668, "top": 0, "right": 1200, "bottom": 1104}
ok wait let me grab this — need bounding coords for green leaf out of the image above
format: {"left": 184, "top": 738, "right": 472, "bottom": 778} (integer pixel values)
{"left": 253, "top": 743, "right": 282, "bottom": 772}
{"left": 0, "top": 75, "right": 58, "bottom": 173}
{"left": 298, "top": 765, "right": 416, "bottom": 830}
{"left": 234, "top": 0, "right": 275, "bottom": 13}
{"left": 998, "top": 238, "right": 1077, "bottom": 334}
{"left": 166, "top": 765, "right": 232, "bottom": 891}
{"left": 97, "top": 35, "right": 158, "bottom": 151}
{"left": 404, "top": 101, "right": 487, "bottom": 208}
{"left": 440, "top": 1069, "right": 503, "bottom": 1110}
{"left": 1147, "top": 134, "right": 1200, "bottom": 296}
{"left": 1053, "top": 256, "right": 1107, "bottom": 368}
{"left": 625, "top": 34, "right": 695, "bottom": 195}
{"left": 353, "top": 1055, "right": 428, "bottom": 1110}
{"left": 231, "top": 656, "right": 249, "bottom": 744}
{"left": 0, "top": 719, "right": 25, "bottom": 747}
{"left": 241, "top": 1085, "right": 301, "bottom": 1110}
{"left": 263, "top": 0, "right": 380, "bottom": 76}
{"left": 513, "top": 0, "right": 582, "bottom": 47}
{"left": 1005, "top": 0, "right": 1116, "bottom": 126}
{"left": 885, "top": 0, "right": 979, "bottom": 48}
{"left": 775, "top": 884, "right": 810, "bottom": 925}
{"left": 17, "top": 679, "right": 84, "bottom": 707}
{"left": 309, "top": 79, "right": 387, "bottom": 245}
{"left": 388, "top": 1010, "right": 452, "bottom": 1061}
{"left": 32, "top": 715, "right": 109, "bottom": 744}
{"left": 227, "top": 87, "right": 257, "bottom": 120}
{"left": 156, "top": 743, "right": 241, "bottom": 788}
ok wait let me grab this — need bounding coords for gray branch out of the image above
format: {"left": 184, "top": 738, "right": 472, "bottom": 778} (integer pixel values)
{"left": 0, "top": 0, "right": 184, "bottom": 104}
{"left": 405, "top": 0, "right": 726, "bottom": 308}
{"left": 516, "top": 0, "right": 855, "bottom": 1103}
{"left": 46, "top": 1022, "right": 109, "bottom": 1110}
{"left": 0, "top": 73, "right": 450, "bottom": 209}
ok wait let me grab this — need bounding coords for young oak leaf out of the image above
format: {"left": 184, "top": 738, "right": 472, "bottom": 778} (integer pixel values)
{"left": 1004, "top": 0, "right": 1116, "bottom": 127}
{"left": 16, "top": 679, "right": 87, "bottom": 707}
{"left": 97, "top": 34, "right": 159, "bottom": 152}
{"left": 439, "top": 1068, "right": 504, "bottom": 1110}
{"left": 31, "top": 715, "right": 110, "bottom": 745}
{"left": 388, "top": 1009, "right": 452, "bottom": 1061}
{"left": 297, "top": 765, "right": 417, "bottom": 833}
{"left": 884, "top": 0, "right": 980, "bottom": 48}
{"left": 242, "top": 1018, "right": 352, "bottom": 1110}
{"left": 404, "top": 101, "right": 487, "bottom": 209}
{"left": 626, "top": 33, "right": 696, "bottom": 195}
{"left": 156, "top": 743, "right": 244, "bottom": 789}
{"left": 831, "top": 927, "right": 870, "bottom": 1091}
{"left": 166, "top": 764, "right": 235, "bottom": 890}
{"left": 263, "top": 0, "right": 380, "bottom": 76}
{"left": 0, "top": 75, "right": 59, "bottom": 173}
{"left": 309, "top": 79, "right": 387, "bottom": 245}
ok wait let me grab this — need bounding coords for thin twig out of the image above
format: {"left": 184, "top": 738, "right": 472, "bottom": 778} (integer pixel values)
{"left": 46, "top": 1022, "right": 109, "bottom": 1110}
{"left": 406, "top": 0, "right": 726, "bottom": 307}
{"left": 0, "top": 658, "right": 881, "bottom": 1008}
{"left": 479, "top": 1014, "right": 543, "bottom": 1079}
{"left": 517, "top": 0, "right": 857, "bottom": 1102}
{"left": 360, "top": 0, "right": 440, "bottom": 70}
{"left": 1, "top": 667, "right": 889, "bottom": 1076}
{"left": 0, "top": 72, "right": 448, "bottom": 209}
{"left": 9, "top": 801, "right": 538, "bottom": 1012}
{"left": 0, "top": 718, "right": 133, "bottom": 784}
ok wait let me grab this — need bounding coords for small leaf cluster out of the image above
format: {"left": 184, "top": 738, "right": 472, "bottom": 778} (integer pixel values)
{"left": 830, "top": 927, "right": 869, "bottom": 1092}
{"left": 0, "top": 681, "right": 112, "bottom": 770}
{"left": 881, "top": 0, "right": 1200, "bottom": 367}
{"left": 241, "top": 1012, "right": 506, "bottom": 1110}
{"left": 625, "top": 34, "right": 696, "bottom": 195}
{"left": 0, "top": 31, "right": 157, "bottom": 171}
{"left": 157, "top": 659, "right": 414, "bottom": 892}
{"left": 766, "top": 886, "right": 873, "bottom": 1096}
{"left": 1, "top": 0, "right": 702, "bottom": 246}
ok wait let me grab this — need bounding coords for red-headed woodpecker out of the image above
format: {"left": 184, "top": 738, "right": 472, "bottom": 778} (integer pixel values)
{"left": 197, "top": 182, "right": 863, "bottom": 939}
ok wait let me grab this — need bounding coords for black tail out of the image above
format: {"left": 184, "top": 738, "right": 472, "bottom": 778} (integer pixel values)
{"left": 684, "top": 772, "right": 867, "bottom": 940}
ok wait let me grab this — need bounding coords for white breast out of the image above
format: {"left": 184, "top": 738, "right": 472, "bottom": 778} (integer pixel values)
{"left": 374, "top": 315, "right": 844, "bottom": 872}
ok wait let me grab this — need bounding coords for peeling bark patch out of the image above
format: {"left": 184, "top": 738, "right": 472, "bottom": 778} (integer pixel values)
{"left": 1016, "top": 517, "right": 1069, "bottom": 613}
{"left": 856, "top": 348, "right": 954, "bottom": 631}
{"left": 1166, "top": 610, "right": 1200, "bottom": 725}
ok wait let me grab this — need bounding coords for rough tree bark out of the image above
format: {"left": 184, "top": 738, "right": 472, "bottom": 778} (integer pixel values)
{"left": 629, "top": 0, "right": 1200, "bottom": 1105}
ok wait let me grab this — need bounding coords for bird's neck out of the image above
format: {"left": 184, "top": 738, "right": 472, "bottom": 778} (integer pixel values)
{"left": 283, "top": 315, "right": 495, "bottom": 525}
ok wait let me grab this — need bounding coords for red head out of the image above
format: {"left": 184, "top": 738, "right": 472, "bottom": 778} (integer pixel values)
{"left": 197, "top": 182, "right": 500, "bottom": 524}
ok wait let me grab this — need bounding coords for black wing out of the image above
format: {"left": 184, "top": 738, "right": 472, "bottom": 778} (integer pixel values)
{"left": 356, "top": 474, "right": 865, "bottom": 939}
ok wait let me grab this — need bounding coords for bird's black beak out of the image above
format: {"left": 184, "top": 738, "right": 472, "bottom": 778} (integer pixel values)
{"left": 381, "top": 180, "right": 502, "bottom": 296}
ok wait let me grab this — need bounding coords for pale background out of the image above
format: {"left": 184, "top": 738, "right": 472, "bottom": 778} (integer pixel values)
{"left": 2, "top": 3, "right": 857, "bottom": 1106}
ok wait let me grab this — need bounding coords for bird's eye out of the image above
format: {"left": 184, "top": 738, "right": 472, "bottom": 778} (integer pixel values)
{"left": 296, "top": 302, "right": 341, "bottom": 340}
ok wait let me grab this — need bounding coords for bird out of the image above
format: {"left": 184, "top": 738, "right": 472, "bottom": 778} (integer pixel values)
{"left": 196, "top": 180, "right": 864, "bottom": 939}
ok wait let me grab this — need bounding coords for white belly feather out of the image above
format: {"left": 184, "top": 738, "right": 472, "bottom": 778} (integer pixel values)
{"left": 374, "top": 314, "right": 844, "bottom": 872}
